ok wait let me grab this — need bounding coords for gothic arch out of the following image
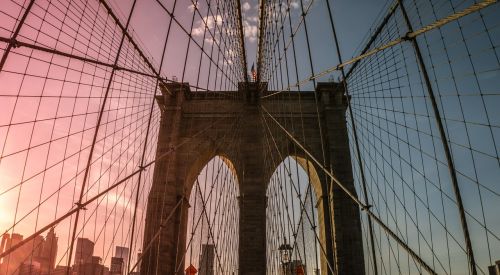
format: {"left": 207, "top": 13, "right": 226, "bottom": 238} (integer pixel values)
{"left": 267, "top": 155, "right": 332, "bottom": 274}
{"left": 143, "top": 82, "right": 364, "bottom": 275}
{"left": 184, "top": 147, "right": 240, "bottom": 200}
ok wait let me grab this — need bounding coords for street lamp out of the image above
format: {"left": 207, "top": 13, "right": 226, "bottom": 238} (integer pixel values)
{"left": 278, "top": 238, "right": 293, "bottom": 263}
{"left": 278, "top": 238, "right": 293, "bottom": 274}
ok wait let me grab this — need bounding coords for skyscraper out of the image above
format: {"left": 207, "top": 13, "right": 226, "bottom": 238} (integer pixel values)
{"left": 0, "top": 233, "right": 8, "bottom": 254}
{"left": 0, "top": 230, "right": 60, "bottom": 275}
{"left": 9, "top": 233, "right": 23, "bottom": 249}
{"left": 19, "top": 261, "right": 41, "bottom": 275}
{"left": 73, "top": 256, "right": 105, "bottom": 275}
{"left": 110, "top": 257, "right": 124, "bottom": 275}
{"left": 41, "top": 227, "right": 58, "bottom": 272}
{"left": 6, "top": 233, "right": 24, "bottom": 274}
{"left": 199, "top": 244, "right": 215, "bottom": 275}
{"left": 0, "top": 233, "right": 9, "bottom": 271}
{"left": 114, "top": 246, "right": 129, "bottom": 274}
{"left": 74, "top": 238, "right": 94, "bottom": 265}
{"left": 32, "top": 235, "right": 44, "bottom": 258}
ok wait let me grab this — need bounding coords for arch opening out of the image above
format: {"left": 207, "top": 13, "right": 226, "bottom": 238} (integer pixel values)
{"left": 183, "top": 156, "right": 239, "bottom": 274}
{"left": 266, "top": 156, "right": 330, "bottom": 275}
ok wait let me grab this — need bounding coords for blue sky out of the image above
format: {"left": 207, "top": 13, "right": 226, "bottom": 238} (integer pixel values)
{"left": 241, "top": 0, "right": 392, "bottom": 75}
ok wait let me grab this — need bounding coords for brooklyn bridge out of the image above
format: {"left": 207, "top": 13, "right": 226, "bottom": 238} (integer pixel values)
{"left": 0, "top": 0, "right": 499, "bottom": 274}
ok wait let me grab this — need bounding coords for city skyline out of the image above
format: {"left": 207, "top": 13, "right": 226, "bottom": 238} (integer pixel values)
{"left": 0, "top": 228, "right": 57, "bottom": 275}
{"left": 0, "top": 229, "right": 139, "bottom": 275}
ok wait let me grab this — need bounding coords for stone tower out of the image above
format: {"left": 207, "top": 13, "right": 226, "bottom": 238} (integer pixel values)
{"left": 141, "top": 82, "right": 365, "bottom": 275}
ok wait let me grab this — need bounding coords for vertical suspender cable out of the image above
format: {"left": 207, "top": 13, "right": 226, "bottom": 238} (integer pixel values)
{"left": 397, "top": 1, "right": 477, "bottom": 274}
{"left": 236, "top": 0, "right": 249, "bottom": 84}
{"left": 323, "top": 1, "right": 379, "bottom": 274}
{"left": 0, "top": 0, "right": 36, "bottom": 71}
{"left": 126, "top": 0, "right": 180, "bottom": 272}
{"left": 66, "top": 0, "right": 139, "bottom": 272}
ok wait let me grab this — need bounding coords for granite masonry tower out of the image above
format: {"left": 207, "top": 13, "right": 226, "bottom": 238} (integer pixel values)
{"left": 141, "top": 82, "right": 364, "bottom": 275}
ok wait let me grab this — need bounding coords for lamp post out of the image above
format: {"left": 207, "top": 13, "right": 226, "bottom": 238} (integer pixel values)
{"left": 278, "top": 238, "right": 293, "bottom": 275}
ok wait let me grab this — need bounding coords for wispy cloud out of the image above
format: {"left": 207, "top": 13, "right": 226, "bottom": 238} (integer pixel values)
{"left": 242, "top": 2, "right": 251, "bottom": 11}
{"left": 243, "top": 20, "right": 258, "bottom": 42}
{"left": 188, "top": 3, "right": 200, "bottom": 13}
{"left": 192, "top": 15, "right": 224, "bottom": 38}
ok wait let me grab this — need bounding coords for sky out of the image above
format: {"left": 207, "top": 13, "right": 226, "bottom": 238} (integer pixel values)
{"left": 0, "top": 0, "right": 391, "bottom": 269}
{"left": 0, "top": 0, "right": 499, "bottom": 274}
{"left": 104, "top": 0, "right": 390, "bottom": 84}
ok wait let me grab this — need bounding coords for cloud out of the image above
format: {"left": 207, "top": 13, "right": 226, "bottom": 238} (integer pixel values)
{"left": 243, "top": 20, "right": 258, "bottom": 42}
{"left": 192, "top": 26, "right": 205, "bottom": 36}
{"left": 204, "top": 37, "right": 220, "bottom": 45}
{"left": 188, "top": 3, "right": 200, "bottom": 13}
{"left": 247, "top": 16, "right": 258, "bottom": 22}
{"left": 242, "top": 2, "right": 251, "bottom": 11}
{"left": 192, "top": 15, "right": 224, "bottom": 37}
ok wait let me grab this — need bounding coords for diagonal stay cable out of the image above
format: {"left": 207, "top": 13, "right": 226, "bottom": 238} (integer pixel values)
{"left": 236, "top": 0, "right": 249, "bottom": 83}
{"left": 66, "top": 0, "right": 140, "bottom": 265}
{"left": 127, "top": 197, "right": 183, "bottom": 274}
{"left": 260, "top": 110, "right": 336, "bottom": 273}
{"left": 0, "top": 36, "right": 213, "bottom": 93}
{"left": 261, "top": 0, "right": 497, "bottom": 99}
{"left": 126, "top": 0, "right": 181, "bottom": 269}
{"left": 174, "top": 117, "right": 242, "bottom": 272}
{"left": 0, "top": 116, "right": 228, "bottom": 260}
{"left": 1, "top": 109, "right": 161, "bottom": 238}
{"left": 261, "top": 105, "right": 437, "bottom": 275}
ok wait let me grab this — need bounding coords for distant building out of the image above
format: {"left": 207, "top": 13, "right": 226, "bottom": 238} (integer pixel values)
{"left": 489, "top": 260, "right": 500, "bottom": 275}
{"left": 8, "top": 233, "right": 24, "bottom": 270}
{"left": 75, "top": 238, "right": 94, "bottom": 265}
{"left": 41, "top": 227, "right": 58, "bottom": 272}
{"left": 0, "top": 233, "right": 10, "bottom": 273}
{"left": 19, "top": 261, "right": 41, "bottom": 275}
{"left": 199, "top": 244, "right": 215, "bottom": 275}
{"left": 52, "top": 265, "right": 70, "bottom": 275}
{"left": 9, "top": 234, "right": 23, "bottom": 246}
{"left": 71, "top": 238, "right": 112, "bottom": 275}
{"left": 114, "top": 246, "right": 129, "bottom": 275}
{"left": 110, "top": 257, "right": 123, "bottom": 275}
{"left": 73, "top": 256, "right": 105, "bottom": 275}
{"left": 32, "top": 235, "right": 44, "bottom": 257}
{"left": 0, "top": 229, "right": 58, "bottom": 275}
{"left": 0, "top": 233, "right": 24, "bottom": 274}
{"left": 102, "top": 265, "right": 110, "bottom": 275}
{"left": 0, "top": 233, "right": 45, "bottom": 275}
{"left": 0, "top": 234, "right": 8, "bottom": 254}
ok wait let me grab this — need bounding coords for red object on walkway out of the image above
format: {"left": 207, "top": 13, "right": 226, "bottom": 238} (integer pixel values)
{"left": 296, "top": 265, "right": 305, "bottom": 275}
{"left": 185, "top": 264, "right": 198, "bottom": 275}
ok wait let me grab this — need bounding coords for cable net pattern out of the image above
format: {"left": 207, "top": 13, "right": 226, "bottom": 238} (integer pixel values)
{"left": 258, "top": 0, "right": 499, "bottom": 274}
{"left": 0, "top": 0, "right": 499, "bottom": 274}
{"left": 185, "top": 157, "right": 239, "bottom": 274}
{"left": 0, "top": 0, "right": 245, "bottom": 273}
{"left": 346, "top": 2, "right": 499, "bottom": 274}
